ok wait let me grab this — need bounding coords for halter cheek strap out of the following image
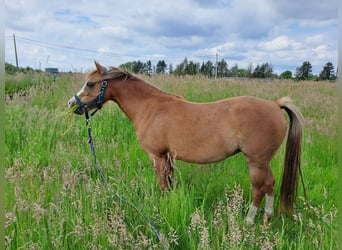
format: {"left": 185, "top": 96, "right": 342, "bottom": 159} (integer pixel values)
{"left": 74, "top": 80, "right": 108, "bottom": 116}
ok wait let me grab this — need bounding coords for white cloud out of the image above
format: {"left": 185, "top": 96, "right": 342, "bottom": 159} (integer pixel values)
{"left": 312, "top": 45, "right": 333, "bottom": 61}
{"left": 4, "top": 0, "right": 338, "bottom": 74}
{"left": 259, "top": 36, "right": 303, "bottom": 51}
{"left": 304, "top": 35, "right": 325, "bottom": 45}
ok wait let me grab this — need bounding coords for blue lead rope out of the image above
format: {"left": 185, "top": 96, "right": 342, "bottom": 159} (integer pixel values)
{"left": 83, "top": 110, "right": 161, "bottom": 242}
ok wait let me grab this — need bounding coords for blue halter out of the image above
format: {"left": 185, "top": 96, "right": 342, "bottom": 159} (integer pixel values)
{"left": 74, "top": 80, "right": 108, "bottom": 116}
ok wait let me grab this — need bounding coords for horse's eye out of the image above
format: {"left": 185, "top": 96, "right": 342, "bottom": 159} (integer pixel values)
{"left": 86, "top": 82, "right": 95, "bottom": 88}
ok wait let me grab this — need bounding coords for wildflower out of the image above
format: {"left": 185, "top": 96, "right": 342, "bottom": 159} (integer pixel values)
{"left": 189, "top": 208, "right": 210, "bottom": 249}
{"left": 5, "top": 212, "right": 16, "bottom": 229}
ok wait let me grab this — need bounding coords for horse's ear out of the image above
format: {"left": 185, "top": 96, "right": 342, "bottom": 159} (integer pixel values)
{"left": 94, "top": 61, "right": 106, "bottom": 75}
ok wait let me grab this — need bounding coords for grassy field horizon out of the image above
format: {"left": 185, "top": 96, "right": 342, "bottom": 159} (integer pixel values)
{"left": 5, "top": 72, "right": 338, "bottom": 249}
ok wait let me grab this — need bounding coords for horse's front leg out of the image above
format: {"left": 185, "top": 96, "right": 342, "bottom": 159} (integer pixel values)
{"left": 149, "top": 154, "right": 174, "bottom": 191}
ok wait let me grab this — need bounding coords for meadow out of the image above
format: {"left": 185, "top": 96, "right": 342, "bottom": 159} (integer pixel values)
{"left": 5, "top": 72, "right": 338, "bottom": 249}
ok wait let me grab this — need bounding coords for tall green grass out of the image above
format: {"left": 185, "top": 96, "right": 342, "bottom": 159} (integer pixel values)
{"left": 5, "top": 73, "right": 337, "bottom": 249}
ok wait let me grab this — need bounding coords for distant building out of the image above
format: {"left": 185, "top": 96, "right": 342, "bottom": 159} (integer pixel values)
{"left": 45, "top": 68, "right": 59, "bottom": 74}
{"left": 45, "top": 68, "right": 59, "bottom": 82}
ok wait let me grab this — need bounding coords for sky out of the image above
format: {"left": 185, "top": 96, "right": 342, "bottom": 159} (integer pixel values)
{"left": 5, "top": 0, "right": 339, "bottom": 75}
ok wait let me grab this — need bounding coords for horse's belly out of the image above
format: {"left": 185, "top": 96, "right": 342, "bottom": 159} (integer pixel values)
{"left": 169, "top": 135, "right": 238, "bottom": 164}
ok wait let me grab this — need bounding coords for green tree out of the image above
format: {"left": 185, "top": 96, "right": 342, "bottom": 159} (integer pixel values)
{"left": 217, "top": 59, "right": 229, "bottom": 77}
{"left": 120, "top": 61, "right": 144, "bottom": 74}
{"left": 264, "top": 63, "right": 274, "bottom": 78}
{"left": 238, "top": 69, "right": 250, "bottom": 77}
{"left": 169, "top": 64, "right": 173, "bottom": 74}
{"left": 295, "top": 61, "right": 312, "bottom": 80}
{"left": 253, "top": 65, "right": 262, "bottom": 78}
{"left": 200, "top": 61, "right": 214, "bottom": 77}
{"left": 174, "top": 58, "right": 200, "bottom": 76}
{"left": 5, "top": 62, "right": 18, "bottom": 75}
{"left": 173, "top": 58, "right": 187, "bottom": 76}
{"left": 143, "top": 60, "right": 152, "bottom": 76}
{"left": 246, "top": 63, "right": 253, "bottom": 78}
{"left": 185, "top": 60, "right": 200, "bottom": 75}
{"left": 280, "top": 70, "right": 292, "bottom": 79}
{"left": 119, "top": 62, "right": 134, "bottom": 72}
{"left": 319, "top": 62, "right": 335, "bottom": 80}
{"left": 133, "top": 61, "right": 145, "bottom": 74}
{"left": 229, "top": 64, "right": 240, "bottom": 77}
{"left": 120, "top": 61, "right": 152, "bottom": 75}
{"left": 253, "top": 63, "right": 273, "bottom": 78}
{"left": 156, "top": 60, "right": 167, "bottom": 74}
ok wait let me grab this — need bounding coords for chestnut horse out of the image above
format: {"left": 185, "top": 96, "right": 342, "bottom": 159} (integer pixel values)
{"left": 68, "top": 61, "right": 304, "bottom": 223}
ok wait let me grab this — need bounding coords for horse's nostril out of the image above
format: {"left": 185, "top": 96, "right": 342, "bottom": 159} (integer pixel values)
{"left": 68, "top": 97, "right": 76, "bottom": 107}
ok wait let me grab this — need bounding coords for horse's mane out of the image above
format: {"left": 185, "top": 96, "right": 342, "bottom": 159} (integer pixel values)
{"left": 88, "top": 66, "right": 183, "bottom": 99}
{"left": 88, "top": 67, "right": 134, "bottom": 81}
{"left": 107, "top": 67, "right": 135, "bottom": 80}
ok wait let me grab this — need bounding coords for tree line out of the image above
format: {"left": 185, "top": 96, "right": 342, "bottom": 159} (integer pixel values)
{"left": 5, "top": 59, "right": 337, "bottom": 81}
{"left": 119, "top": 58, "right": 337, "bottom": 81}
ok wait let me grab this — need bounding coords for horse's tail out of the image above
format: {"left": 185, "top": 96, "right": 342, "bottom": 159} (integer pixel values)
{"left": 277, "top": 97, "right": 305, "bottom": 213}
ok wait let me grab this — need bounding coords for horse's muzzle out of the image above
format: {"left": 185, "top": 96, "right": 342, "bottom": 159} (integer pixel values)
{"left": 68, "top": 96, "right": 85, "bottom": 115}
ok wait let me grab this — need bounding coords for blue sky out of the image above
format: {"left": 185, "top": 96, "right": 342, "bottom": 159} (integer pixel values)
{"left": 5, "top": 0, "right": 339, "bottom": 75}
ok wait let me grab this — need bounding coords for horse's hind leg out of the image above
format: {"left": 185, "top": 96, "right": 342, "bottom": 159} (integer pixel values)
{"left": 149, "top": 154, "right": 174, "bottom": 191}
{"left": 246, "top": 158, "right": 275, "bottom": 224}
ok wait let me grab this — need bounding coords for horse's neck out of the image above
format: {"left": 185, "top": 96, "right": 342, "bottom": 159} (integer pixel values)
{"left": 111, "top": 79, "right": 169, "bottom": 124}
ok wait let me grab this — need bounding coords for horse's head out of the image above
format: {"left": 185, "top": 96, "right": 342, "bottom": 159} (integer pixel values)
{"left": 68, "top": 61, "right": 110, "bottom": 115}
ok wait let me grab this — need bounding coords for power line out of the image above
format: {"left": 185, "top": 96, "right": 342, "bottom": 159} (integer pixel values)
{"left": 6, "top": 35, "right": 316, "bottom": 73}
{"left": 13, "top": 36, "right": 114, "bottom": 55}
{"left": 5, "top": 35, "right": 218, "bottom": 62}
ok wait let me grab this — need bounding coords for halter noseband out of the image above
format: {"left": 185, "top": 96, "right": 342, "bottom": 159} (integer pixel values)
{"left": 74, "top": 80, "right": 108, "bottom": 116}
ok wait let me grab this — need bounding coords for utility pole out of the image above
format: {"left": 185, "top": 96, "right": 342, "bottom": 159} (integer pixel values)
{"left": 13, "top": 34, "right": 19, "bottom": 69}
{"left": 215, "top": 52, "right": 218, "bottom": 79}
